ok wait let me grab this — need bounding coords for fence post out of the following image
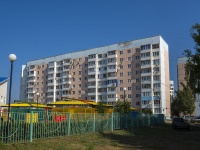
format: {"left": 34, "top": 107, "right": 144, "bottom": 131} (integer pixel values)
{"left": 29, "top": 111, "right": 33, "bottom": 142}
{"left": 125, "top": 114, "right": 128, "bottom": 129}
{"left": 111, "top": 112, "right": 113, "bottom": 131}
{"left": 93, "top": 113, "right": 95, "bottom": 132}
{"left": 67, "top": 113, "right": 71, "bottom": 136}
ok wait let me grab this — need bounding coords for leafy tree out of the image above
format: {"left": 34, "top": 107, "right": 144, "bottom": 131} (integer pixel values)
{"left": 171, "top": 84, "right": 195, "bottom": 116}
{"left": 184, "top": 23, "right": 200, "bottom": 95}
{"left": 96, "top": 101, "right": 108, "bottom": 114}
{"left": 114, "top": 100, "right": 131, "bottom": 114}
{"left": 142, "top": 108, "right": 152, "bottom": 115}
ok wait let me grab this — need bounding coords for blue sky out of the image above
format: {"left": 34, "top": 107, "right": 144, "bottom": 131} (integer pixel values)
{"left": 0, "top": 0, "right": 199, "bottom": 102}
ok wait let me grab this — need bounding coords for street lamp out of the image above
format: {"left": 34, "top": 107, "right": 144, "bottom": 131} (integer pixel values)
{"left": 123, "top": 87, "right": 126, "bottom": 102}
{"left": 36, "top": 92, "right": 39, "bottom": 110}
{"left": 6, "top": 54, "right": 17, "bottom": 143}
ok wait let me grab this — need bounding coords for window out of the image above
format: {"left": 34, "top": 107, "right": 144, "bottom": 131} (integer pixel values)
{"left": 153, "top": 59, "right": 160, "bottom": 65}
{"left": 79, "top": 71, "right": 82, "bottom": 75}
{"left": 120, "top": 95, "right": 123, "bottom": 99}
{"left": 73, "top": 72, "right": 75, "bottom": 75}
{"left": 120, "top": 58, "right": 124, "bottom": 62}
{"left": 141, "top": 44, "right": 151, "bottom": 50}
{"left": 153, "top": 51, "right": 159, "bottom": 56}
{"left": 136, "top": 78, "right": 140, "bottom": 82}
{"left": 108, "top": 50, "right": 116, "bottom": 55}
{"left": 136, "top": 63, "right": 140, "bottom": 68}
{"left": 120, "top": 87, "right": 123, "bottom": 91}
{"left": 141, "top": 52, "right": 150, "bottom": 58}
{"left": 128, "top": 79, "right": 131, "bottom": 83}
{"left": 141, "top": 60, "right": 151, "bottom": 66}
{"left": 135, "top": 56, "right": 140, "bottom": 60}
{"left": 136, "top": 86, "right": 140, "bottom": 90}
{"left": 88, "top": 54, "right": 96, "bottom": 59}
{"left": 136, "top": 102, "right": 140, "bottom": 106}
{"left": 127, "top": 49, "right": 131, "bottom": 53}
{"left": 136, "top": 94, "right": 141, "bottom": 98}
{"left": 120, "top": 72, "right": 123, "bottom": 77}
{"left": 128, "top": 72, "right": 131, "bottom": 76}
{"left": 128, "top": 87, "right": 132, "bottom": 91}
{"left": 120, "top": 80, "right": 123, "bottom": 84}
{"left": 128, "top": 94, "right": 132, "bottom": 98}
{"left": 120, "top": 51, "right": 123, "bottom": 55}
{"left": 136, "top": 48, "right": 140, "bottom": 52}
{"left": 119, "top": 65, "right": 123, "bottom": 69}
{"left": 79, "top": 77, "right": 82, "bottom": 81}
{"left": 127, "top": 57, "right": 132, "bottom": 61}
{"left": 153, "top": 75, "right": 160, "bottom": 80}
{"left": 127, "top": 64, "right": 131, "bottom": 68}
{"left": 152, "top": 43, "right": 159, "bottom": 49}
{"left": 142, "top": 92, "right": 151, "bottom": 97}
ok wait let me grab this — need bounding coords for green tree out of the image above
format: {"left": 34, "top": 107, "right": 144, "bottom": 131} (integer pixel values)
{"left": 171, "top": 84, "right": 195, "bottom": 116}
{"left": 142, "top": 108, "right": 152, "bottom": 115}
{"left": 114, "top": 100, "right": 131, "bottom": 114}
{"left": 96, "top": 101, "right": 108, "bottom": 114}
{"left": 184, "top": 23, "right": 200, "bottom": 95}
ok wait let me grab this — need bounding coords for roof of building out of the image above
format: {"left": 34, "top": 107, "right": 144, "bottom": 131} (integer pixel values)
{"left": 0, "top": 77, "right": 8, "bottom": 84}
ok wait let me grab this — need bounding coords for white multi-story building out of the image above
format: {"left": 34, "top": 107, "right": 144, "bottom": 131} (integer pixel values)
{"left": 0, "top": 77, "right": 8, "bottom": 106}
{"left": 20, "top": 36, "right": 170, "bottom": 117}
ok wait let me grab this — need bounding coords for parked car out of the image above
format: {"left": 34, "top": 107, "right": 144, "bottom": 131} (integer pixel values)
{"left": 190, "top": 116, "right": 200, "bottom": 123}
{"left": 182, "top": 115, "right": 194, "bottom": 123}
{"left": 172, "top": 118, "right": 190, "bottom": 130}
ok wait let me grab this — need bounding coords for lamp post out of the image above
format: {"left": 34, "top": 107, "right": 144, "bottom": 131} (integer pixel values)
{"left": 6, "top": 54, "right": 17, "bottom": 143}
{"left": 123, "top": 87, "right": 126, "bottom": 102}
{"left": 36, "top": 92, "right": 39, "bottom": 110}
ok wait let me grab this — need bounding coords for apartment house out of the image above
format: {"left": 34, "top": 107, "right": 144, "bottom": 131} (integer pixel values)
{"left": 177, "top": 57, "right": 200, "bottom": 116}
{"left": 170, "top": 80, "right": 174, "bottom": 98}
{"left": 20, "top": 36, "right": 170, "bottom": 117}
{"left": 0, "top": 77, "right": 8, "bottom": 106}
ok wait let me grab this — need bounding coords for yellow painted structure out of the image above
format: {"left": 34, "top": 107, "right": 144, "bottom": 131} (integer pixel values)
{"left": 26, "top": 113, "right": 38, "bottom": 123}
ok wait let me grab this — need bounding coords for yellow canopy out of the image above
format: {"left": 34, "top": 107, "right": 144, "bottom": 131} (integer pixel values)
{"left": 48, "top": 101, "right": 87, "bottom": 105}
{"left": 2, "top": 103, "right": 50, "bottom": 108}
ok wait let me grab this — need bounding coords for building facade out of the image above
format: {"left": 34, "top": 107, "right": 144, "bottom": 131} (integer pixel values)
{"left": 170, "top": 80, "right": 174, "bottom": 98}
{"left": 177, "top": 57, "right": 200, "bottom": 116}
{"left": 20, "top": 36, "right": 170, "bottom": 116}
{"left": 0, "top": 77, "right": 8, "bottom": 106}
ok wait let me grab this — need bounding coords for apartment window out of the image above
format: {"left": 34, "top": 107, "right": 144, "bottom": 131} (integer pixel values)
{"left": 73, "top": 72, "right": 75, "bottom": 75}
{"left": 128, "top": 94, "right": 132, "bottom": 98}
{"left": 152, "top": 43, "right": 159, "bottom": 49}
{"left": 37, "top": 71, "right": 39, "bottom": 75}
{"left": 85, "top": 70, "right": 88, "bottom": 73}
{"left": 141, "top": 60, "right": 150, "bottom": 66}
{"left": 136, "top": 94, "right": 141, "bottom": 98}
{"left": 136, "top": 63, "right": 140, "bottom": 68}
{"left": 85, "top": 77, "right": 87, "bottom": 80}
{"left": 120, "top": 72, "right": 123, "bottom": 77}
{"left": 127, "top": 49, "right": 131, "bottom": 53}
{"left": 119, "top": 65, "right": 123, "bottom": 69}
{"left": 127, "top": 57, "right": 132, "bottom": 61}
{"left": 135, "top": 56, "right": 140, "bottom": 60}
{"left": 153, "top": 75, "right": 160, "bottom": 80}
{"left": 153, "top": 51, "right": 159, "bottom": 56}
{"left": 120, "top": 80, "right": 123, "bottom": 84}
{"left": 85, "top": 64, "right": 88, "bottom": 67}
{"left": 136, "top": 78, "right": 140, "bottom": 82}
{"left": 141, "top": 52, "right": 150, "bottom": 58}
{"left": 120, "top": 87, "right": 123, "bottom": 91}
{"left": 72, "top": 78, "right": 75, "bottom": 81}
{"left": 142, "top": 92, "right": 151, "bottom": 97}
{"left": 79, "top": 65, "right": 82, "bottom": 68}
{"left": 108, "top": 50, "right": 116, "bottom": 55}
{"left": 127, "top": 64, "right": 131, "bottom": 68}
{"left": 108, "top": 58, "right": 116, "bottom": 63}
{"left": 79, "top": 71, "right": 81, "bottom": 75}
{"left": 136, "top": 71, "right": 141, "bottom": 74}
{"left": 128, "top": 72, "right": 131, "bottom": 76}
{"left": 79, "top": 77, "right": 82, "bottom": 81}
{"left": 78, "top": 91, "right": 81, "bottom": 95}
{"left": 128, "top": 87, "right": 132, "bottom": 91}
{"left": 120, "top": 51, "right": 123, "bottom": 55}
{"left": 141, "top": 44, "right": 151, "bottom": 50}
{"left": 37, "top": 77, "right": 39, "bottom": 80}
{"left": 72, "top": 91, "right": 75, "bottom": 94}
{"left": 136, "top": 102, "right": 140, "bottom": 106}
{"left": 88, "top": 54, "right": 96, "bottom": 59}
{"left": 136, "top": 48, "right": 140, "bottom": 52}
{"left": 98, "top": 54, "right": 102, "bottom": 58}
{"left": 154, "top": 92, "right": 160, "bottom": 96}
{"left": 128, "top": 79, "right": 131, "bottom": 83}
{"left": 79, "top": 84, "right": 81, "bottom": 87}
{"left": 120, "top": 58, "right": 124, "bottom": 62}
{"left": 136, "top": 86, "right": 140, "bottom": 90}
{"left": 120, "top": 95, "right": 123, "bottom": 99}
{"left": 153, "top": 59, "right": 160, "bottom": 65}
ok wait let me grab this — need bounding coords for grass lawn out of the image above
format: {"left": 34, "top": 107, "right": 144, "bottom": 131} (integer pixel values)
{"left": 1, "top": 122, "right": 200, "bottom": 150}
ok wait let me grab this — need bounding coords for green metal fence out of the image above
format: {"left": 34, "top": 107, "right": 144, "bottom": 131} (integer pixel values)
{"left": 0, "top": 111, "right": 164, "bottom": 144}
